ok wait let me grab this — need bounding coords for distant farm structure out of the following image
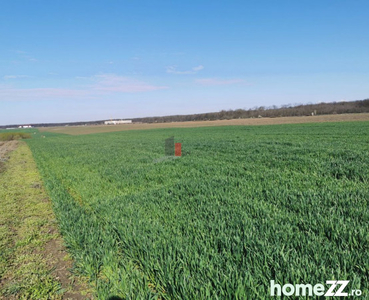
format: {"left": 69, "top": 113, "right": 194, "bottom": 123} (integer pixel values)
{"left": 104, "top": 120, "right": 132, "bottom": 125}
{"left": 18, "top": 125, "right": 33, "bottom": 128}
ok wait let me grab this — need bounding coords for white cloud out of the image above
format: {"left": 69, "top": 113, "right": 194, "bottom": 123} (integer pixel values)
{"left": 166, "top": 65, "right": 204, "bottom": 75}
{"left": 91, "top": 74, "right": 168, "bottom": 93}
{"left": 196, "top": 78, "right": 250, "bottom": 86}
{"left": 0, "top": 88, "right": 91, "bottom": 101}
{"left": 3, "top": 75, "right": 29, "bottom": 79}
{"left": 13, "top": 50, "right": 38, "bottom": 63}
{"left": 0, "top": 73, "right": 168, "bottom": 101}
{"left": 192, "top": 65, "right": 204, "bottom": 72}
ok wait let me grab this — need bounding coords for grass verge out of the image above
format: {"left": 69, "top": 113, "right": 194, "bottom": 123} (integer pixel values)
{"left": 0, "top": 142, "right": 91, "bottom": 299}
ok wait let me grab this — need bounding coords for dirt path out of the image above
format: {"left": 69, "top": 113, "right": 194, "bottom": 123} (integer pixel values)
{"left": 0, "top": 142, "right": 91, "bottom": 299}
{"left": 0, "top": 141, "right": 18, "bottom": 161}
{"left": 0, "top": 141, "right": 18, "bottom": 173}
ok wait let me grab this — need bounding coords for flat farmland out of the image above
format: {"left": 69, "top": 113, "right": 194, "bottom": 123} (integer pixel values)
{"left": 39, "top": 113, "right": 369, "bottom": 135}
{"left": 27, "top": 121, "right": 369, "bottom": 299}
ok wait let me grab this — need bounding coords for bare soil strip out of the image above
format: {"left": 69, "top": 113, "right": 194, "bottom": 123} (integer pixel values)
{"left": 0, "top": 141, "right": 18, "bottom": 162}
{"left": 0, "top": 142, "right": 91, "bottom": 299}
{"left": 39, "top": 113, "right": 369, "bottom": 135}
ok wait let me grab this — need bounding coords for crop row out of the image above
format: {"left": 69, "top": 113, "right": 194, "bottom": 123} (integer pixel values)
{"left": 27, "top": 122, "right": 369, "bottom": 299}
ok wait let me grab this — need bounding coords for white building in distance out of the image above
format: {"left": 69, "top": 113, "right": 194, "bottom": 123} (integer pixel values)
{"left": 104, "top": 120, "right": 132, "bottom": 125}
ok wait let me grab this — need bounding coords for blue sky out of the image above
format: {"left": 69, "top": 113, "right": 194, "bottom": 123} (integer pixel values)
{"left": 1, "top": 0, "right": 368, "bottom": 125}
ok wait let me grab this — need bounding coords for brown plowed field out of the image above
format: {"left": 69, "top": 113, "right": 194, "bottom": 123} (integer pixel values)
{"left": 39, "top": 113, "right": 369, "bottom": 135}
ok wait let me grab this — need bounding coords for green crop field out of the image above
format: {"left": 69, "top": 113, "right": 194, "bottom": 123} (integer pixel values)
{"left": 26, "top": 122, "right": 369, "bottom": 299}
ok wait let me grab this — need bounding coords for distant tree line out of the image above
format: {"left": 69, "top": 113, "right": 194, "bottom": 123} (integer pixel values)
{"left": 1, "top": 99, "right": 368, "bottom": 128}
{"left": 132, "top": 99, "right": 369, "bottom": 123}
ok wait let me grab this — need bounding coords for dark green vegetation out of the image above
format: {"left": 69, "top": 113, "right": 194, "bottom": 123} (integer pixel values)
{"left": 27, "top": 122, "right": 369, "bottom": 299}
{"left": 0, "top": 132, "right": 31, "bottom": 141}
